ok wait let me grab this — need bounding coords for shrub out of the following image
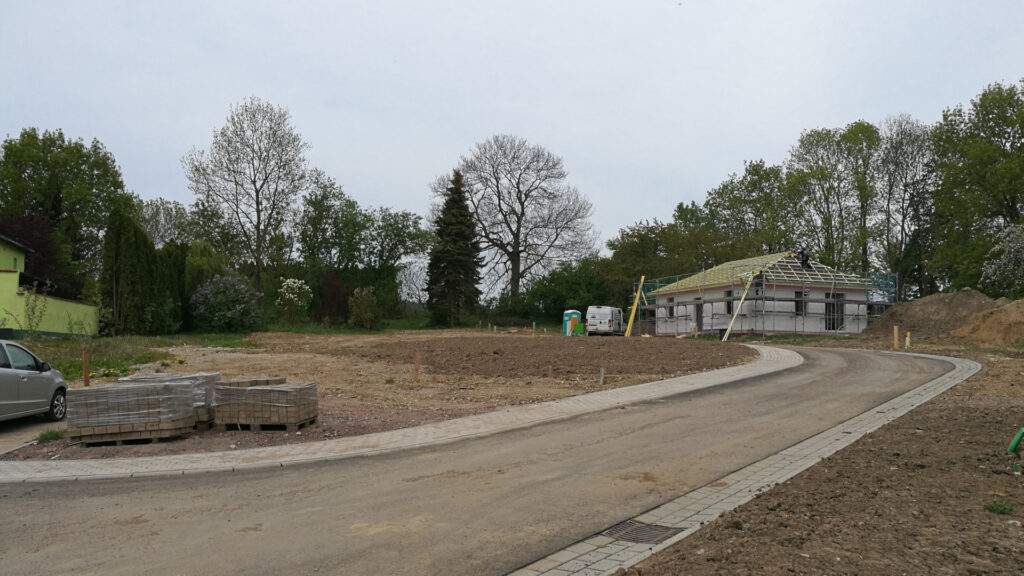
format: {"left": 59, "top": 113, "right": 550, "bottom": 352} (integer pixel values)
{"left": 347, "top": 287, "right": 380, "bottom": 330}
{"left": 275, "top": 278, "right": 313, "bottom": 323}
{"left": 984, "top": 500, "right": 1015, "bottom": 515}
{"left": 191, "top": 275, "right": 262, "bottom": 332}
{"left": 36, "top": 429, "right": 66, "bottom": 443}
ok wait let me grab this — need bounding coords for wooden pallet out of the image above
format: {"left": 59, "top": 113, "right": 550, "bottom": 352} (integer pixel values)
{"left": 212, "top": 416, "right": 317, "bottom": 433}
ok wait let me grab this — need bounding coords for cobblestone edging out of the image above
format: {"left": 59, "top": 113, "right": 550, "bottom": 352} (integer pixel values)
{"left": 0, "top": 345, "right": 801, "bottom": 484}
{"left": 508, "top": 352, "right": 980, "bottom": 576}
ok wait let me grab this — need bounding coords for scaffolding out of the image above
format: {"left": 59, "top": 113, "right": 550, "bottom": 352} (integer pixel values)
{"left": 629, "top": 253, "right": 894, "bottom": 338}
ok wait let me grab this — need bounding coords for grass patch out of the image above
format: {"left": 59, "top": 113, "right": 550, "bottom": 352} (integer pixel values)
{"left": 20, "top": 333, "right": 258, "bottom": 381}
{"left": 36, "top": 429, "right": 65, "bottom": 443}
{"left": 983, "top": 500, "right": 1015, "bottom": 515}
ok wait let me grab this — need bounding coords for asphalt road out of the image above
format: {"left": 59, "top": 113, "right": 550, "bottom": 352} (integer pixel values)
{"left": 0, "top": 348, "right": 951, "bottom": 576}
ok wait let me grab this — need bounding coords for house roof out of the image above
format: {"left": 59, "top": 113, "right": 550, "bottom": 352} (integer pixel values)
{"left": 650, "top": 252, "right": 872, "bottom": 295}
{"left": 0, "top": 233, "right": 31, "bottom": 254}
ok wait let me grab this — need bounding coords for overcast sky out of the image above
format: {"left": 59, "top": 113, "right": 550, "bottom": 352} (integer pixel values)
{"left": 2, "top": 1, "right": 1022, "bottom": 249}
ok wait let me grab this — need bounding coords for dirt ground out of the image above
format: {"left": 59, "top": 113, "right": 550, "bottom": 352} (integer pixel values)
{"left": 622, "top": 344, "right": 1024, "bottom": 575}
{"left": 5, "top": 300, "right": 1023, "bottom": 574}
{"left": 2, "top": 330, "right": 754, "bottom": 460}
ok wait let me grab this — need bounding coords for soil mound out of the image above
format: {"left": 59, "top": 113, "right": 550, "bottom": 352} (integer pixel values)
{"left": 950, "top": 298, "right": 1024, "bottom": 346}
{"left": 862, "top": 288, "right": 998, "bottom": 340}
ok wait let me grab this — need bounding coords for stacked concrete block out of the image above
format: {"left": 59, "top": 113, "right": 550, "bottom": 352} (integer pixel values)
{"left": 120, "top": 372, "right": 221, "bottom": 429}
{"left": 67, "top": 381, "right": 195, "bottom": 444}
{"left": 213, "top": 381, "right": 318, "bottom": 431}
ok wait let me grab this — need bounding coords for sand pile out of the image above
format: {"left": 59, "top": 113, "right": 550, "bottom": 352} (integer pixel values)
{"left": 950, "top": 299, "right": 1024, "bottom": 346}
{"left": 862, "top": 288, "right": 998, "bottom": 340}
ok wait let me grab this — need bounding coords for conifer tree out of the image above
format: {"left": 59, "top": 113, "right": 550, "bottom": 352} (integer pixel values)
{"left": 427, "top": 170, "right": 482, "bottom": 326}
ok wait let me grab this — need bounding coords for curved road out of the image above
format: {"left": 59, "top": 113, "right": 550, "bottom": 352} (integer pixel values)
{"left": 0, "top": 348, "right": 952, "bottom": 576}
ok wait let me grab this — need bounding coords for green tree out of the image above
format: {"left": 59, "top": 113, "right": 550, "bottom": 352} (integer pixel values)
{"left": 152, "top": 241, "right": 188, "bottom": 334}
{"left": 839, "top": 120, "right": 881, "bottom": 275}
{"left": 787, "top": 127, "right": 856, "bottom": 270}
{"left": 361, "top": 207, "right": 432, "bottom": 317}
{"left": 100, "top": 207, "right": 160, "bottom": 334}
{"left": 0, "top": 128, "right": 135, "bottom": 298}
{"left": 138, "top": 197, "right": 191, "bottom": 249}
{"left": 931, "top": 80, "right": 1024, "bottom": 289}
{"left": 704, "top": 160, "right": 804, "bottom": 256}
{"left": 183, "top": 97, "right": 309, "bottom": 291}
{"left": 297, "top": 169, "right": 367, "bottom": 272}
{"left": 426, "top": 170, "right": 481, "bottom": 326}
{"left": 875, "top": 114, "right": 935, "bottom": 299}
{"left": 525, "top": 255, "right": 613, "bottom": 321}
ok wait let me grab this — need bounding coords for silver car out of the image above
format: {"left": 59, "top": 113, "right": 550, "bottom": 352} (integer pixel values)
{"left": 0, "top": 340, "right": 67, "bottom": 422}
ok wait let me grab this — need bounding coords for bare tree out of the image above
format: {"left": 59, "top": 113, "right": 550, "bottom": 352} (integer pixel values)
{"left": 457, "top": 134, "right": 595, "bottom": 299}
{"left": 875, "top": 114, "right": 934, "bottom": 299}
{"left": 137, "top": 197, "right": 190, "bottom": 248}
{"left": 398, "top": 257, "right": 429, "bottom": 309}
{"left": 183, "top": 97, "right": 309, "bottom": 290}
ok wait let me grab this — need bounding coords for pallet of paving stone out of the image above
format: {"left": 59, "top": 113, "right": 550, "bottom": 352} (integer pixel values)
{"left": 213, "top": 381, "right": 318, "bottom": 431}
{"left": 119, "top": 372, "right": 221, "bottom": 428}
{"left": 68, "top": 415, "right": 196, "bottom": 444}
{"left": 67, "top": 381, "right": 196, "bottom": 444}
{"left": 69, "top": 424, "right": 194, "bottom": 445}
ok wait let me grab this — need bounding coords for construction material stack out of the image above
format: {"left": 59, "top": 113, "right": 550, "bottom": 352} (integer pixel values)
{"left": 213, "top": 378, "right": 318, "bottom": 431}
{"left": 119, "top": 372, "right": 221, "bottom": 430}
{"left": 67, "top": 382, "right": 195, "bottom": 444}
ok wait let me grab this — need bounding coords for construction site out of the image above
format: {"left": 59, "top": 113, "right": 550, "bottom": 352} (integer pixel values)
{"left": 629, "top": 252, "right": 891, "bottom": 338}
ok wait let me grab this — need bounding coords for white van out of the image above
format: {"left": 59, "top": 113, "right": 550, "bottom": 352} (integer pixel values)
{"left": 586, "top": 306, "right": 624, "bottom": 336}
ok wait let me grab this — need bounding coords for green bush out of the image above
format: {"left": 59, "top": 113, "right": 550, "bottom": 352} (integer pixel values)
{"left": 347, "top": 287, "right": 380, "bottom": 330}
{"left": 191, "top": 275, "right": 262, "bottom": 332}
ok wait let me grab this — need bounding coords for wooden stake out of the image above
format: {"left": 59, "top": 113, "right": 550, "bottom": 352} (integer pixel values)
{"left": 82, "top": 344, "right": 90, "bottom": 387}
{"left": 413, "top": 351, "right": 421, "bottom": 382}
{"left": 905, "top": 331, "right": 911, "bottom": 350}
{"left": 893, "top": 325, "right": 899, "bottom": 350}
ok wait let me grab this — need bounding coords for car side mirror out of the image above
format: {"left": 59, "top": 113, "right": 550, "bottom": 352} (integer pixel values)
{"left": 39, "top": 362, "right": 51, "bottom": 373}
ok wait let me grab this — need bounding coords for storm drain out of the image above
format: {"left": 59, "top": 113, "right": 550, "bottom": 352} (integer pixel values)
{"left": 601, "top": 519, "right": 682, "bottom": 544}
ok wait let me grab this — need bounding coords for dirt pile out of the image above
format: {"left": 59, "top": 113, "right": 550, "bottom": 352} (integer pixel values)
{"left": 950, "top": 298, "right": 1024, "bottom": 346}
{"left": 862, "top": 288, "right": 998, "bottom": 340}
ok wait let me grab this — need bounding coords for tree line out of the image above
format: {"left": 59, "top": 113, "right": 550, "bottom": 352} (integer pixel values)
{"left": 527, "top": 79, "right": 1024, "bottom": 319}
{"left": 0, "top": 99, "right": 592, "bottom": 332}
{"left": 1, "top": 79, "right": 1021, "bottom": 333}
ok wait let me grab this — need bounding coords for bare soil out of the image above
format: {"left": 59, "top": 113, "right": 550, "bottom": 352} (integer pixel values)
{"left": 6, "top": 306, "right": 1024, "bottom": 575}
{"left": 952, "top": 298, "right": 1024, "bottom": 347}
{"left": 861, "top": 288, "right": 1000, "bottom": 340}
{"left": 621, "top": 344, "right": 1024, "bottom": 576}
{"left": 2, "top": 330, "right": 754, "bottom": 460}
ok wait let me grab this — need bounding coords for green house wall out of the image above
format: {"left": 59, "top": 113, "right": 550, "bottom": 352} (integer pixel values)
{"left": 0, "top": 239, "right": 25, "bottom": 273}
{"left": 0, "top": 270, "right": 99, "bottom": 336}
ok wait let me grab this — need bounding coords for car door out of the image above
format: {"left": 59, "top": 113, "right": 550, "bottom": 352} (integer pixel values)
{"left": 6, "top": 344, "right": 49, "bottom": 413}
{"left": 0, "top": 345, "right": 17, "bottom": 417}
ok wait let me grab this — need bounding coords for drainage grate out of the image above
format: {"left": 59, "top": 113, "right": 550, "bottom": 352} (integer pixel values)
{"left": 601, "top": 519, "right": 682, "bottom": 544}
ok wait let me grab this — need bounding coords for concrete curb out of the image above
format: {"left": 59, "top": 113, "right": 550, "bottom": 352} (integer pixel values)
{"left": 508, "top": 351, "right": 981, "bottom": 576}
{"left": 0, "top": 345, "right": 802, "bottom": 484}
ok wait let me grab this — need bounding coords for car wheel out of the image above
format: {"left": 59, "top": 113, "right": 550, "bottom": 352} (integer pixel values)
{"left": 46, "top": 389, "right": 67, "bottom": 421}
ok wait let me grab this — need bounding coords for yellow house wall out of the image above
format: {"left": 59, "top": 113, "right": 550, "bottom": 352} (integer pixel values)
{"left": 0, "top": 241, "right": 25, "bottom": 273}
{"left": 0, "top": 270, "right": 99, "bottom": 335}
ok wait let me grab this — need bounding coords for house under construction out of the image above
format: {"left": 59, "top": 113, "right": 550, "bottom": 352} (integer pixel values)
{"left": 640, "top": 252, "right": 874, "bottom": 337}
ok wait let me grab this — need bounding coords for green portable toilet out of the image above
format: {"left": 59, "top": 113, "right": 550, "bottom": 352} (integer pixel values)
{"left": 562, "top": 309, "right": 582, "bottom": 336}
